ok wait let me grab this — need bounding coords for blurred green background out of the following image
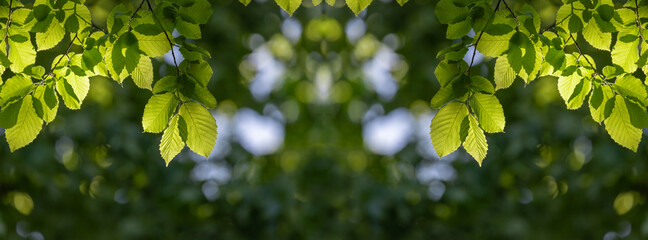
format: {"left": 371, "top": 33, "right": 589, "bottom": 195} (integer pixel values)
{"left": 1, "top": 0, "right": 648, "bottom": 239}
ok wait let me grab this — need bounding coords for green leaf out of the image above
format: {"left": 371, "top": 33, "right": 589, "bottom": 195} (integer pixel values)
{"left": 435, "top": 60, "right": 459, "bottom": 87}
{"left": 435, "top": 0, "right": 467, "bottom": 24}
{"left": 346, "top": 0, "right": 371, "bottom": 16}
{"left": 186, "top": 60, "right": 213, "bottom": 87}
{"left": 430, "top": 86, "right": 454, "bottom": 109}
{"left": 160, "top": 115, "right": 185, "bottom": 166}
{"left": 64, "top": 14, "right": 79, "bottom": 33}
{"left": 0, "top": 74, "right": 34, "bottom": 109}
{"left": 582, "top": 19, "right": 611, "bottom": 51}
{"left": 5, "top": 96, "right": 43, "bottom": 152}
{"left": 589, "top": 84, "right": 615, "bottom": 123}
{"left": 131, "top": 56, "right": 154, "bottom": 91}
{"left": 0, "top": 101, "right": 21, "bottom": 129}
{"left": 395, "top": 0, "right": 407, "bottom": 6}
{"left": 476, "top": 31, "right": 514, "bottom": 58}
{"left": 32, "top": 84, "right": 59, "bottom": 123}
{"left": 7, "top": 32, "right": 36, "bottom": 73}
{"left": 494, "top": 56, "right": 516, "bottom": 90}
{"left": 239, "top": 0, "right": 252, "bottom": 6}
{"left": 179, "top": 102, "right": 217, "bottom": 158}
{"left": 132, "top": 11, "right": 172, "bottom": 57}
{"left": 568, "top": 14, "right": 583, "bottom": 33}
{"left": 611, "top": 36, "right": 639, "bottom": 73}
{"left": 179, "top": 0, "right": 212, "bottom": 24}
{"left": 326, "top": 0, "right": 335, "bottom": 6}
{"left": 33, "top": 5, "right": 51, "bottom": 22}
{"left": 446, "top": 19, "right": 471, "bottom": 39}
{"left": 604, "top": 95, "right": 643, "bottom": 151}
{"left": 55, "top": 70, "right": 90, "bottom": 110}
{"left": 626, "top": 99, "right": 648, "bottom": 129}
{"left": 558, "top": 71, "right": 591, "bottom": 109}
{"left": 134, "top": 24, "right": 164, "bottom": 36}
{"left": 430, "top": 102, "right": 468, "bottom": 157}
{"left": 597, "top": 4, "right": 614, "bottom": 21}
{"left": 142, "top": 93, "right": 179, "bottom": 133}
{"left": 469, "top": 93, "right": 505, "bottom": 133}
{"left": 153, "top": 76, "right": 178, "bottom": 94}
{"left": 176, "top": 17, "right": 202, "bottom": 39}
{"left": 602, "top": 65, "right": 624, "bottom": 78}
{"left": 545, "top": 48, "right": 566, "bottom": 70}
{"left": 470, "top": 76, "right": 494, "bottom": 94}
{"left": 463, "top": 114, "right": 487, "bottom": 166}
{"left": 614, "top": 74, "right": 648, "bottom": 106}
{"left": 111, "top": 32, "right": 140, "bottom": 75}
{"left": 484, "top": 24, "right": 514, "bottom": 36}
{"left": 35, "top": 19, "right": 65, "bottom": 51}
{"left": 189, "top": 85, "right": 218, "bottom": 109}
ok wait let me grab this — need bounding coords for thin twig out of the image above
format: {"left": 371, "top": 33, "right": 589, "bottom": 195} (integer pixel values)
{"left": 567, "top": 34, "right": 606, "bottom": 79}
{"left": 43, "top": 34, "right": 79, "bottom": 79}
{"left": 502, "top": 0, "right": 518, "bottom": 21}
{"left": 130, "top": 0, "right": 147, "bottom": 22}
{"left": 145, "top": 0, "right": 180, "bottom": 75}
{"left": 468, "top": 0, "right": 504, "bottom": 74}
{"left": 539, "top": 23, "right": 555, "bottom": 34}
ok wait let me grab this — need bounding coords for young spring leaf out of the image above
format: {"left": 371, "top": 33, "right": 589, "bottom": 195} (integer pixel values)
{"left": 0, "top": 74, "right": 34, "bottom": 109}
{"left": 32, "top": 84, "right": 59, "bottom": 123}
{"left": 142, "top": 93, "right": 179, "bottom": 133}
{"left": 614, "top": 75, "right": 648, "bottom": 106}
{"left": 160, "top": 115, "right": 185, "bottom": 166}
{"left": 611, "top": 36, "right": 639, "bottom": 73}
{"left": 582, "top": 19, "right": 611, "bottom": 51}
{"left": 604, "top": 95, "right": 643, "bottom": 151}
{"left": 463, "top": 114, "right": 488, "bottom": 166}
{"left": 494, "top": 56, "right": 516, "bottom": 90}
{"left": 469, "top": 93, "right": 505, "bottom": 133}
{"left": 346, "top": 0, "right": 371, "bottom": 16}
{"left": 589, "top": 84, "right": 615, "bottom": 123}
{"left": 131, "top": 56, "right": 154, "bottom": 91}
{"left": 430, "top": 102, "right": 468, "bottom": 157}
{"left": 275, "top": 0, "right": 302, "bottom": 16}
{"left": 5, "top": 96, "right": 43, "bottom": 152}
{"left": 558, "top": 71, "right": 591, "bottom": 110}
{"left": 7, "top": 32, "right": 37, "bottom": 73}
{"left": 179, "top": 102, "right": 217, "bottom": 158}
{"left": 35, "top": 19, "right": 65, "bottom": 51}
{"left": 55, "top": 69, "right": 90, "bottom": 110}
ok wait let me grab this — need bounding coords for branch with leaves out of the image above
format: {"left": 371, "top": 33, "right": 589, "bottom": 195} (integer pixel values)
{"left": 430, "top": 0, "right": 648, "bottom": 166}
{"left": 0, "top": 0, "right": 217, "bottom": 166}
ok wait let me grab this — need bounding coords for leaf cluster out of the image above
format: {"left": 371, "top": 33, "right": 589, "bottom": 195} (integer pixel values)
{"left": 0, "top": 0, "right": 217, "bottom": 165}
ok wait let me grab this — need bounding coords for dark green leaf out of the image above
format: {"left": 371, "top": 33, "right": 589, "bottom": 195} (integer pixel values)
{"left": 33, "top": 5, "right": 51, "bottom": 22}
{"left": 568, "top": 15, "right": 583, "bottom": 33}
{"left": 485, "top": 24, "right": 514, "bottom": 36}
